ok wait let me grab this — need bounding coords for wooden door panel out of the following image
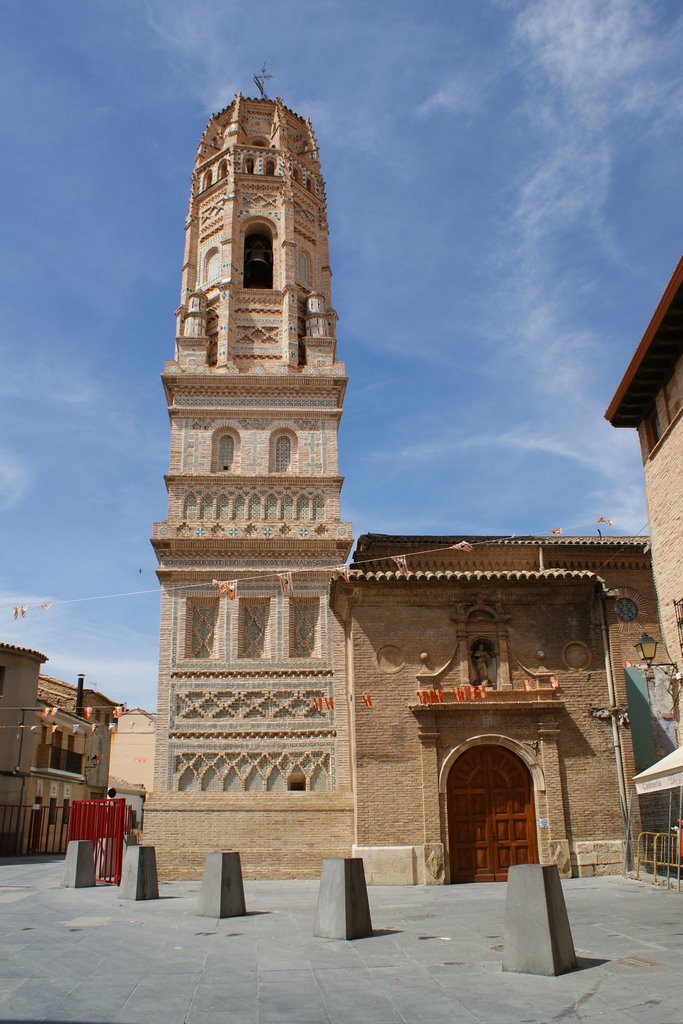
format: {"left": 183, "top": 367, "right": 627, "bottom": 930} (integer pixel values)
{"left": 447, "top": 745, "right": 538, "bottom": 883}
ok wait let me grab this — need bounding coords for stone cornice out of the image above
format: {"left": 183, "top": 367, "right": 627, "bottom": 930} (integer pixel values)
{"left": 164, "top": 474, "right": 345, "bottom": 487}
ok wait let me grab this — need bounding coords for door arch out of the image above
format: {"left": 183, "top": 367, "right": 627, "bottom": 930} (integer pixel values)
{"left": 446, "top": 744, "right": 538, "bottom": 883}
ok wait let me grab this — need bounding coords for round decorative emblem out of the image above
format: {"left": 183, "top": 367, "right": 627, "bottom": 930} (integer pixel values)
{"left": 158, "top": 527, "right": 169, "bottom": 537}
{"left": 376, "top": 644, "right": 405, "bottom": 674}
{"left": 563, "top": 642, "right": 591, "bottom": 670}
{"left": 615, "top": 597, "right": 638, "bottom": 623}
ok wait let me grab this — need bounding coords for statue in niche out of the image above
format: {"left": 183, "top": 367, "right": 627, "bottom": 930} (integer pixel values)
{"left": 470, "top": 640, "right": 497, "bottom": 687}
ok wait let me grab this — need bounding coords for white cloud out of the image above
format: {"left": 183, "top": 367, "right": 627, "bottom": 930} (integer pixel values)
{"left": 416, "top": 74, "right": 483, "bottom": 117}
{"left": 0, "top": 449, "right": 30, "bottom": 509}
{"left": 515, "top": 0, "right": 681, "bottom": 132}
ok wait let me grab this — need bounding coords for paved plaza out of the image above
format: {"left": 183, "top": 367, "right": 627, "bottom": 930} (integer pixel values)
{"left": 0, "top": 857, "right": 682, "bottom": 1024}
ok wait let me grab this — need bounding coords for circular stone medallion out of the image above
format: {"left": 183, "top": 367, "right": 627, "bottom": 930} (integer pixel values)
{"left": 563, "top": 641, "right": 591, "bottom": 670}
{"left": 376, "top": 644, "right": 405, "bottom": 674}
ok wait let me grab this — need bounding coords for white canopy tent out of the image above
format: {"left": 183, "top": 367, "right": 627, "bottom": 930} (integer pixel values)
{"left": 633, "top": 746, "right": 683, "bottom": 794}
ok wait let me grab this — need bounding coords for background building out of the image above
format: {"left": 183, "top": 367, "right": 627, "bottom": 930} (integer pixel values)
{"left": 606, "top": 257, "right": 683, "bottom": 728}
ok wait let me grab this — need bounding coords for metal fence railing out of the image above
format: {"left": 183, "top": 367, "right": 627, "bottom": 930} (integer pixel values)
{"left": 625, "top": 785, "right": 683, "bottom": 890}
{"left": 0, "top": 804, "right": 70, "bottom": 857}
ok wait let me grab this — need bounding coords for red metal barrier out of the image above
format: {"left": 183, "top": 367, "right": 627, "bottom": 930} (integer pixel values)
{"left": 0, "top": 804, "right": 70, "bottom": 856}
{"left": 68, "top": 799, "right": 131, "bottom": 885}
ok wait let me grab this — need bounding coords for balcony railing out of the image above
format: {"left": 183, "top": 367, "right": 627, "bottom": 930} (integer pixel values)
{"left": 49, "top": 747, "right": 83, "bottom": 775}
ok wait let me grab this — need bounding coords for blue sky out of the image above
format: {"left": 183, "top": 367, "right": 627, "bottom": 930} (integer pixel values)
{"left": 1, "top": 0, "right": 682, "bottom": 710}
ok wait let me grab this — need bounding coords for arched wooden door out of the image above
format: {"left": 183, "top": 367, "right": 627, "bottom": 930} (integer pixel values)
{"left": 447, "top": 745, "right": 538, "bottom": 883}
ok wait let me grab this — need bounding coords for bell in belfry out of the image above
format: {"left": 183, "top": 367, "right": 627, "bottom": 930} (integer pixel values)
{"left": 244, "top": 232, "right": 273, "bottom": 289}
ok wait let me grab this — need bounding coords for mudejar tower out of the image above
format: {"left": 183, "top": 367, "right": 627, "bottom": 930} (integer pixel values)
{"left": 146, "top": 94, "right": 355, "bottom": 877}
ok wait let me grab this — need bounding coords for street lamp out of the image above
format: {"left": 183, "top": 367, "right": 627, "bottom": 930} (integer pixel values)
{"left": 634, "top": 634, "right": 682, "bottom": 744}
{"left": 635, "top": 633, "right": 659, "bottom": 667}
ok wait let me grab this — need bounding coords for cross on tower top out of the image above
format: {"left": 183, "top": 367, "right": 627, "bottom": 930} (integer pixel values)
{"left": 253, "top": 63, "right": 273, "bottom": 99}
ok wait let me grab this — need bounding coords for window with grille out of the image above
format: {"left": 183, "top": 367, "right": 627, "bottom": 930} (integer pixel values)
{"left": 198, "top": 496, "right": 212, "bottom": 520}
{"left": 282, "top": 496, "right": 294, "bottom": 520}
{"left": 265, "top": 494, "right": 278, "bottom": 520}
{"left": 312, "top": 495, "right": 325, "bottom": 521}
{"left": 218, "top": 435, "right": 234, "bottom": 471}
{"left": 240, "top": 601, "right": 270, "bottom": 659}
{"left": 188, "top": 603, "right": 218, "bottom": 659}
{"left": 275, "top": 435, "right": 291, "bottom": 472}
{"left": 217, "top": 494, "right": 230, "bottom": 519}
{"left": 184, "top": 494, "right": 197, "bottom": 519}
{"left": 248, "top": 495, "right": 261, "bottom": 520}
{"left": 296, "top": 495, "right": 310, "bottom": 520}
{"left": 232, "top": 495, "right": 245, "bottom": 519}
{"left": 290, "top": 601, "right": 319, "bottom": 658}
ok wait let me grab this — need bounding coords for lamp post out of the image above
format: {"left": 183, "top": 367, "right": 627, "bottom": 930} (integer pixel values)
{"left": 634, "top": 634, "right": 682, "bottom": 745}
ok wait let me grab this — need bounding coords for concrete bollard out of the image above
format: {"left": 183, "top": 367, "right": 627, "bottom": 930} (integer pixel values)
{"left": 195, "top": 851, "right": 246, "bottom": 918}
{"left": 61, "top": 840, "right": 96, "bottom": 888}
{"left": 502, "top": 864, "right": 577, "bottom": 976}
{"left": 314, "top": 857, "right": 373, "bottom": 940}
{"left": 119, "top": 845, "right": 159, "bottom": 901}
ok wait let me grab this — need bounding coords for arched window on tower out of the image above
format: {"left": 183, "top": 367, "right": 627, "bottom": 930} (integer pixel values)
{"left": 244, "top": 229, "right": 273, "bottom": 289}
{"left": 203, "top": 170, "right": 212, "bottom": 190}
{"left": 298, "top": 252, "right": 309, "bottom": 286}
{"left": 217, "top": 160, "right": 227, "bottom": 179}
{"left": 275, "top": 435, "right": 291, "bottom": 472}
{"left": 204, "top": 248, "right": 220, "bottom": 285}
{"left": 265, "top": 160, "right": 275, "bottom": 176}
{"left": 292, "top": 167, "right": 299, "bottom": 184}
{"left": 218, "top": 435, "right": 235, "bottom": 472}
{"left": 244, "top": 158, "right": 254, "bottom": 174}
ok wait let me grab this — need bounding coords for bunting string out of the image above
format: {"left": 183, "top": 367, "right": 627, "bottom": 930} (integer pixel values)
{"left": 4, "top": 523, "right": 647, "bottom": 622}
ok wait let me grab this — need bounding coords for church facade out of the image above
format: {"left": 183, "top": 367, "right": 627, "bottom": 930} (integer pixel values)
{"left": 145, "top": 95, "right": 661, "bottom": 883}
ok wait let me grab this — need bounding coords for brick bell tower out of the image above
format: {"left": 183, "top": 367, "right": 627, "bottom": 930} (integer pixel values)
{"left": 147, "top": 93, "right": 354, "bottom": 873}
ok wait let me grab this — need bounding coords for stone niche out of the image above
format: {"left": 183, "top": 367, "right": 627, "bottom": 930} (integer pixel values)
{"left": 352, "top": 843, "right": 445, "bottom": 885}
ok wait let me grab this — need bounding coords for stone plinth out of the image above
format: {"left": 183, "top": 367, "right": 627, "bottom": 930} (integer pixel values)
{"left": 502, "top": 863, "right": 577, "bottom": 976}
{"left": 119, "top": 845, "right": 159, "bottom": 901}
{"left": 196, "top": 851, "right": 246, "bottom": 918}
{"left": 314, "top": 857, "right": 372, "bottom": 940}
{"left": 61, "top": 840, "right": 96, "bottom": 888}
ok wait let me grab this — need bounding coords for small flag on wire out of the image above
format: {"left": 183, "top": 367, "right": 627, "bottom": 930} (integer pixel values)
{"left": 84, "top": 707, "right": 93, "bottom": 720}
{"left": 549, "top": 528, "right": 563, "bottom": 536}
{"left": 451, "top": 541, "right": 473, "bottom": 552}
{"left": 39, "top": 602, "right": 53, "bottom": 612}
{"left": 213, "top": 579, "right": 238, "bottom": 599}
{"left": 325, "top": 697, "right": 334, "bottom": 711}
{"left": 335, "top": 564, "right": 350, "bottom": 583}
{"left": 596, "top": 517, "right": 613, "bottom": 526}
{"left": 550, "top": 676, "right": 559, "bottom": 689}
{"left": 51, "top": 724, "right": 58, "bottom": 734}
{"left": 72, "top": 724, "right": 80, "bottom": 733}
{"left": 312, "top": 697, "right": 324, "bottom": 713}
{"left": 278, "top": 571, "right": 294, "bottom": 594}
{"left": 13, "top": 606, "right": 29, "bottom": 620}
{"left": 391, "top": 554, "right": 408, "bottom": 577}
{"left": 50, "top": 707, "right": 58, "bottom": 717}
{"left": 29, "top": 725, "right": 37, "bottom": 732}
{"left": 362, "top": 694, "right": 373, "bottom": 707}
{"left": 41, "top": 707, "right": 49, "bottom": 718}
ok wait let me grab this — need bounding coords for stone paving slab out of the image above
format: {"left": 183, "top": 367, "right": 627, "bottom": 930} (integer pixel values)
{"left": 1, "top": 858, "right": 683, "bottom": 1023}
